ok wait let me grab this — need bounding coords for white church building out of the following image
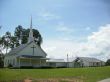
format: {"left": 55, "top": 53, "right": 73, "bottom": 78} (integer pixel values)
{"left": 4, "top": 19, "right": 49, "bottom": 68}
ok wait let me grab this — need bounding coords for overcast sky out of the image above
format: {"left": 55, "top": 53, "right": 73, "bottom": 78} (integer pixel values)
{"left": 1, "top": 0, "right": 110, "bottom": 61}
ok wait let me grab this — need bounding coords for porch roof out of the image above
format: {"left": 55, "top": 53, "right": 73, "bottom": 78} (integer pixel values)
{"left": 17, "top": 55, "right": 50, "bottom": 60}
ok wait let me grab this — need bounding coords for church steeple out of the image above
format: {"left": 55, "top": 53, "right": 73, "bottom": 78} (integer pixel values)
{"left": 28, "top": 16, "right": 34, "bottom": 43}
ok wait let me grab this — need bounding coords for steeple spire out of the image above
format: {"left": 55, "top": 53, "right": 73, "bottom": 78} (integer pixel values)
{"left": 30, "top": 16, "right": 32, "bottom": 30}
{"left": 28, "top": 16, "right": 34, "bottom": 43}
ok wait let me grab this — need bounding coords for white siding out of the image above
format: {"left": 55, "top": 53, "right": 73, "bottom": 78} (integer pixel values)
{"left": 56, "top": 62, "right": 66, "bottom": 67}
{"left": 68, "top": 62, "right": 74, "bottom": 68}
{"left": 49, "top": 62, "right": 66, "bottom": 67}
{"left": 18, "top": 42, "right": 46, "bottom": 57}
{"left": 4, "top": 55, "right": 17, "bottom": 67}
{"left": 83, "top": 61, "right": 90, "bottom": 67}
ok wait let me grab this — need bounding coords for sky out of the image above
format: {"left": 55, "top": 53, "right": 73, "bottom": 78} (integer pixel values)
{"left": 1, "top": 0, "right": 110, "bottom": 61}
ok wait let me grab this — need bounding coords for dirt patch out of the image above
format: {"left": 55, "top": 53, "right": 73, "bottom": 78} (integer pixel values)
{"left": 0, "top": 77, "right": 84, "bottom": 82}
{"left": 24, "top": 79, "right": 32, "bottom": 82}
{"left": 24, "top": 78, "right": 84, "bottom": 82}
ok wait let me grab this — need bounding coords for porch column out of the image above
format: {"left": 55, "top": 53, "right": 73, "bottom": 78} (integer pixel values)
{"left": 19, "top": 57, "right": 20, "bottom": 68}
{"left": 40, "top": 59, "right": 41, "bottom": 67}
{"left": 30, "top": 58, "right": 32, "bottom": 66}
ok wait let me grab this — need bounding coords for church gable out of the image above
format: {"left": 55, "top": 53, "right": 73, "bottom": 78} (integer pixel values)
{"left": 18, "top": 41, "right": 46, "bottom": 57}
{"left": 5, "top": 17, "right": 47, "bottom": 58}
{"left": 4, "top": 18, "right": 48, "bottom": 68}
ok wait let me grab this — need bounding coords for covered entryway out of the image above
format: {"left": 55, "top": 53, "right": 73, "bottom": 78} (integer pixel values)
{"left": 17, "top": 55, "right": 49, "bottom": 67}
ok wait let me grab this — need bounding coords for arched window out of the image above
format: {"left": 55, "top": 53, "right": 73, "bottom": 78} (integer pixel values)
{"left": 4, "top": 59, "right": 6, "bottom": 65}
{"left": 8, "top": 60, "right": 9, "bottom": 64}
{"left": 6, "top": 59, "right": 7, "bottom": 65}
{"left": 10, "top": 59, "right": 11, "bottom": 64}
{"left": 13, "top": 59, "right": 15, "bottom": 65}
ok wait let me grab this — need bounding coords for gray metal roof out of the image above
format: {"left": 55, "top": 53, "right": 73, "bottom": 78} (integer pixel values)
{"left": 19, "top": 55, "right": 43, "bottom": 58}
{"left": 5, "top": 41, "right": 47, "bottom": 56}
{"left": 48, "top": 59, "right": 65, "bottom": 62}
{"left": 77, "top": 57, "right": 103, "bottom": 62}
{"left": 6, "top": 42, "right": 31, "bottom": 56}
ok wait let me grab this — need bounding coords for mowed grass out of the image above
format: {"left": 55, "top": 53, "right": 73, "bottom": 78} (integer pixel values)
{"left": 0, "top": 66, "right": 110, "bottom": 82}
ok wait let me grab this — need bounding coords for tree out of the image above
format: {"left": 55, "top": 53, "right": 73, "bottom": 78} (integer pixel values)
{"left": 10, "top": 36, "right": 19, "bottom": 49}
{"left": 0, "top": 37, "right": 4, "bottom": 68}
{"left": 0, "top": 42, "right": 4, "bottom": 68}
{"left": 14, "top": 25, "right": 43, "bottom": 46}
{"left": 14, "top": 25, "right": 24, "bottom": 39}
{"left": 0, "top": 26, "right": 4, "bottom": 67}
{"left": 0, "top": 52, "right": 4, "bottom": 68}
{"left": 1, "top": 32, "right": 12, "bottom": 54}
{"left": 106, "top": 59, "right": 110, "bottom": 66}
{"left": 0, "top": 25, "right": 43, "bottom": 51}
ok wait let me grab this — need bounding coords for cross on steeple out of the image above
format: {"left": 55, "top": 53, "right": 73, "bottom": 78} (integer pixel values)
{"left": 31, "top": 45, "right": 36, "bottom": 56}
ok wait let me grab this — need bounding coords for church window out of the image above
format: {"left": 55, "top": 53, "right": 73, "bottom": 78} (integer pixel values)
{"left": 13, "top": 59, "right": 15, "bottom": 65}
{"left": 6, "top": 60, "right": 7, "bottom": 65}
{"left": 11, "top": 59, "right": 13, "bottom": 65}
{"left": 8, "top": 60, "right": 9, "bottom": 64}
{"left": 5, "top": 59, "right": 7, "bottom": 65}
{"left": 4, "top": 60, "right": 6, "bottom": 65}
{"left": 10, "top": 59, "right": 11, "bottom": 64}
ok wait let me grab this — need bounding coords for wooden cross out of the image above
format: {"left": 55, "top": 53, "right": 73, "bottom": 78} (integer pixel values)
{"left": 31, "top": 45, "right": 36, "bottom": 56}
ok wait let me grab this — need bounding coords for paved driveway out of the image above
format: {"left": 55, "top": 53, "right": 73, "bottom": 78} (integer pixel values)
{"left": 98, "top": 78, "right": 110, "bottom": 82}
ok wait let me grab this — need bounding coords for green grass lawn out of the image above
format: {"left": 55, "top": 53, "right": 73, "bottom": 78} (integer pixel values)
{"left": 0, "top": 66, "right": 110, "bottom": 82}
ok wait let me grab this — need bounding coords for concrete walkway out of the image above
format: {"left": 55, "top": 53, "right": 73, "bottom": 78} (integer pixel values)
{"left": 98, "top": 78, "right": 110, "bottom": 82}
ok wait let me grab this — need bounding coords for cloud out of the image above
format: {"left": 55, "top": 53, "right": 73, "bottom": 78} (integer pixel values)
{"left": 88, "top": 24, "right": 110, "bottom": 43}
{"left": 42, "top": 39, "right": 81, "bottom": 59}
{"left": 86, "top": 24, "right": 110, "bottom": 59}
{"left": 42, "top": 24, "right": 110, "bottom": 61}
{"left": 56, "top": 22, "right": 74, "bottom": 34}
{"left": 39, "top": 11, "right": 61, "bottom": 21}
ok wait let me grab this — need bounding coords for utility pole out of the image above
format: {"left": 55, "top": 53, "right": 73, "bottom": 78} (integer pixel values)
{"left": 67, "top": 54, "right": 69, "bottom": 68}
